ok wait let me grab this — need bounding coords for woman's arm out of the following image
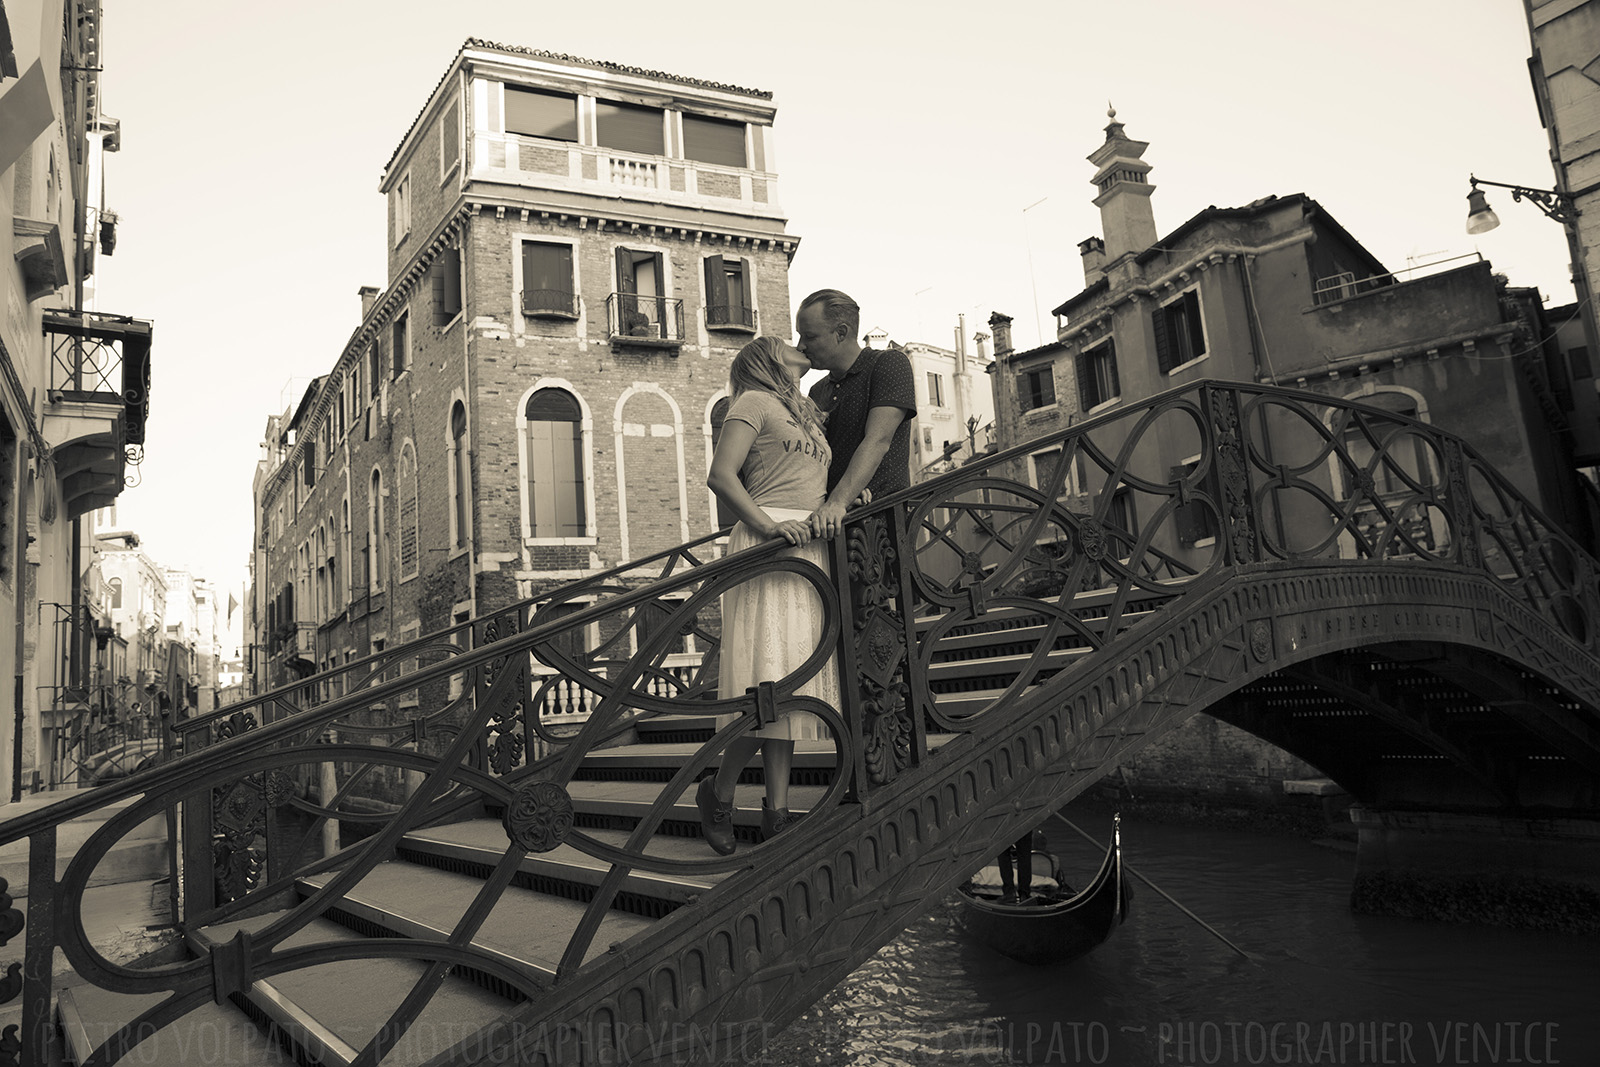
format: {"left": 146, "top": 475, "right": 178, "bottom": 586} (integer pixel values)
{"left": 707, "top": 420, "right": 811, "bottom": 545}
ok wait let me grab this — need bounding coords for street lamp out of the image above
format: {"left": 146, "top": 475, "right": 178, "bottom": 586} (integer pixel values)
{"left": 1465, "top": 175, "right": 1575, "bottom": 233}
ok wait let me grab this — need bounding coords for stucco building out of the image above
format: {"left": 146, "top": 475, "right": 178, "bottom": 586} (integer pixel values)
{"left": 252, "top": 41, "right": 797, "bottom": 694}
{"left": 0, "top": 2, "right": 152, "bottom": 799}
{"left": 984, "top": 112, "right": 1596, "bottom": 806}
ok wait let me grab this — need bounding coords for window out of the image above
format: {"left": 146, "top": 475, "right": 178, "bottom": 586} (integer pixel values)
{"left": 615, "top": 247, "right": 667, "bottom": 337}
{"left": 1340, "top": 395, "right": 1431, "bottom": 497}
{"left": 1031, "top": 448, "right": 1082, "bottom": 498}
{"left": 398, "top": 444, "right": 419, "bottom": 580}
{"left": 327, "top": 512, "right": 340, "bottom": 613}
{"left": 440, "top": 99, "right": 460, "bottom": 179}
{"left": 432, "top": 248, "right": 462, "bottom": 328}
{"left": 1106, "top": 488, "right": 1136, "bottom": 543}
{"left": 1153, "top": 289, "right": 1206, "bottom": 373}
{"left": 703, "top": 255, "right": 753, "bottom": 329}
{"left": 368, "top": 342, "right": 381, "bottom": 399}
{"left": 108, "top": 578, "right": 122, "bottom": 609}
{"left": 927, "top": 372, "right": 946, "bottom": 408}
{"left": 1019, "top": 365, "right": 1056, "bottom": 412}
{"left": 596, "top": 100, "right": 664, "bottom": 156}
{"left": 302, "top": 444, "right": 315, "bottom": 490}
{"left": 522, "top": 242, "right": 577, "bottom": 317}
{"left": 393, "top": 173, "right": 411, "bottom": 245}
{"left": 340, "top": 498, "right": 352, "bottom": 606}
{"left": 0, "top": 411, "right": 14, "bottom": 583}
{"left": 505, "top": 86, "right": 578, "bottom": 142}
{"left": 451, "top": 402, "right": 471, "bottom": 550}
{"left": 524, "top": 389, "right": 586, "bottom": 538}
{"left": 1076, "top": 338, "right": 1120, "bottom": 410}
{"left": 392, "top": 312, "right": 409, "bottom": 378}
{"left": 682, "top": 114, "right": 746, "bottom": 167}
{"left": 368, "top": 469, "right": 386, "bottom": 593}
{"left": 1171, "top": 456, "right": 1218, "bottom": 547}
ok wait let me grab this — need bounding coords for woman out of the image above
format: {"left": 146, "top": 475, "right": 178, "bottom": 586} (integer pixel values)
{"left": 698, "top": 336, "right": 839, "bottom": 855}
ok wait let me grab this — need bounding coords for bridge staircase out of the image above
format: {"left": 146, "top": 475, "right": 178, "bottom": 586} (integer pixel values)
{"left": 5, "top": 381, "right": 1600, "bottom": 1066}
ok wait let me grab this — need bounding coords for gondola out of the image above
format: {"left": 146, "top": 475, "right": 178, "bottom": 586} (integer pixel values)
{"left": 957, "top": 816, "right": 1129, "bottom": 965}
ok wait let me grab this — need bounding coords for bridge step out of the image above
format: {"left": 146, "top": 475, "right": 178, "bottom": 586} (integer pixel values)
{"left": 190, "top": 913, "right": 516, "bottom": 1067}
{"left": 58, "top": 984, "right": 293, "bottom": 1065}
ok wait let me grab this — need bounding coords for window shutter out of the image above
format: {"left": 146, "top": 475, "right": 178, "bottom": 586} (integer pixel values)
{"left": 615, "top": 247, "right": 636, "bottom": 294}
{"left": 1106, "top": 339, "right": 1121, "bottom": 400}
{"left": 1075, "top": 351, "right": 1093, "bottom": 410}
{"left": 704, "top": 255, "right": 728, "bottom": 324}
{"left": 1153, "top": 305, "right": 1175, "bottom": 373}
{"left": 1183, "top": 290, "right": 1206, "bottom": 358}
{"left": 432, "top": 262, "right": 446, "bottom": 327}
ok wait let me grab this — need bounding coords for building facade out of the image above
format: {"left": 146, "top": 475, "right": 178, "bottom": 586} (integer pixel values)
{"left": 983, "top": 114, "right": 1596, "bottom": 806}
{"left": 0, "top": 2, "right": 152, "bottom": 800}
{"left": 252, "top": 41, "right": 797, "bottom": 693}
{"left": 902, "top": 323, "right": 996, "bottom": 482}
{"left": 991, "top": 114, "right": 1593, "bottom": 558}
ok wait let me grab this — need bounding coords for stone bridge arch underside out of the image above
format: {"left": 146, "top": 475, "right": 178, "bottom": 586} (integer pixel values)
{"left": 494, "top": 559, "right": 1600, "bottom": 1064}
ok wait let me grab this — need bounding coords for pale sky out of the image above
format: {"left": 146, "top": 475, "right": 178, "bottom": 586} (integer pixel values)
{"left": 93, "top": 0, "right": 1572, "bottom": 595}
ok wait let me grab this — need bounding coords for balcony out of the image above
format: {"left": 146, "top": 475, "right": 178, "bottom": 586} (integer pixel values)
{"left": 41, "top": 310, "right": 154, "bottom": 519}
{"left": 607, "top": 293, "right": 683, "bottom": 349}
{"left": 705, "top": 303, "right": 757, "bottom": 333}
{"left": 471, "top": 134, "right": 783, "bottom": 222}
{"left": 521, "top": 288, "right": 579, "bottom": 319}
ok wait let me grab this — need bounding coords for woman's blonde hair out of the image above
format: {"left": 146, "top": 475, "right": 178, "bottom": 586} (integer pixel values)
{"left": 728, "top": 337, "right": 827, "bottom": 444}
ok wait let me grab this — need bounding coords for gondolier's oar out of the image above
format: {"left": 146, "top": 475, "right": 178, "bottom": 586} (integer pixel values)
{"left": 1051, "top": 813, "right": 1258, "bottom": 962}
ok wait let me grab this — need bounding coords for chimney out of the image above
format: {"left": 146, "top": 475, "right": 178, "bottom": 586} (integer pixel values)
{"left": 974, "top": 331, "right": 990, "bottom": 364}
{"left": 1079, "top": 236, "right": 1106, "bottom": 286}
{"left": 954, "top": 313, "right": 967, "bottom": 374}
{"left": 988, "top": 312, "right": 1014, "bottom": 358}
{"left": 359, "top": 285, "right": 380, "bottom": 320}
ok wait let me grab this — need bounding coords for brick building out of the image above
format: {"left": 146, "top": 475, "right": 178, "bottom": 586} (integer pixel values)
{"left": 252, "top": 41, "right": 797, "bottom": 691}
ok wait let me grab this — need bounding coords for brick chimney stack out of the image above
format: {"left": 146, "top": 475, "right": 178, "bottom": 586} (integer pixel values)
{"left": 988, "top": 312, "right": 1014, "bottom": 358}
{"left": 359, "top": 285, "right": 379, "bottom": 320}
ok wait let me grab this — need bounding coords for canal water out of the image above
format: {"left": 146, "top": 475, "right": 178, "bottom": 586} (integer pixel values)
{"left": 756, "top": 802, "right": 1600, "bottom": 1067}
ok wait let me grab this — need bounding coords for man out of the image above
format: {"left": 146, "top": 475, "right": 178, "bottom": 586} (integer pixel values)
{"left": 795, "top": 289, "right": 916, "bottom": 538}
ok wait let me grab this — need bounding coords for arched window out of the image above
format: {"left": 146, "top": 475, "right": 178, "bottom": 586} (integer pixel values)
{"left": 524, "top": 388, "right": 585, "bottom": 537}
{"left": 108, "top": 577, "right": 122, "bottom": 610}
{"left": 368, "top": 469, "right": 386, "bottom": 592}
{"left": 398, "top": 443, "right": 419, "bottom": 579}
{"left": 451, "top": 402, "right": 470, "bottom": 550}
{"left": 709, "top": 396, "right": 734, "bottom": 528}
{"left": 340, "top": 497, "right": 351, "bottom": 606}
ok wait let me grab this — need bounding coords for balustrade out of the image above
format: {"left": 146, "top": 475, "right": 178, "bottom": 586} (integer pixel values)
{"left": 4, "top": 381, "right": 1598, "bottom": 1066}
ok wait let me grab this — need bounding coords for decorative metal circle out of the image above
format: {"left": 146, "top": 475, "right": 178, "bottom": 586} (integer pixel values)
{"left": 961, "top": 552, "right": 985, "bottom": 578}
{"left": 1248, "top": 619, "right": 1272, "bottom": 664}
{"left": 503, "top": 781, "right": 575, "bottom": 853}
{"left": 1078, "top": 517, "right": 1105, "bottom": 561}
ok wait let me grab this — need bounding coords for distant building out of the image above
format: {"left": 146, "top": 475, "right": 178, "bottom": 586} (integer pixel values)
{"left": 990, "top": 111, "right": 1594, "bottom": 552}
{"left": 251, "top": 41, "right": 798, "bottom": 696}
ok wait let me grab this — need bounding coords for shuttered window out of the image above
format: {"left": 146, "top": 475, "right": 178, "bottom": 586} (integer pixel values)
{"left": 432, "top": 248, "right": 462, "bottom": 327}
{"left": 451, "top": 403, "right": 470, "bottom": 550}
{"left": 505, "top": 86, "right": 578, "bottom": 142}
{"left": 1019, "top": 366, "right": 1056, "bottom": 411}
{"left": 398, "top": 445, "right": 419, "bottom": 579}
{"left": 1171, "top": 459, "right": 1218, "bottom": 546}
{"left": 682, "top": 114, "right": 746, "bottom": 167}
{"left": 523, "top": 242, "right": 576, "bottom": 315}
{"left": 1153, "top": 289, "right": 1206, "bottom": 374}
{"left": 1075, "top": 339, "right": 1120, "bottom": 410}
{"left": 392, "top": 312, "right": 409, "bottom": 378}
{"left": 703, "top": 255, "right": 752, "bottom": 328}
{"left": 525, "top": 389, "right": 586, "bottom": 538}
{"left": 597, "top": 100, "right": 664, "bottom": 156}
{"left": 440, "top": 100, "right": 460, "bottom": 175}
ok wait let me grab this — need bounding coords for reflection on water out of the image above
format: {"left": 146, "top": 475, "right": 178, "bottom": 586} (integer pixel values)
{"left": 759, "top": 805, "right": 1600, "bottom": 1066}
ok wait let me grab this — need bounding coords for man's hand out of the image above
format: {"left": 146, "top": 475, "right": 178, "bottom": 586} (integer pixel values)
{"left": 852, "top": 488, "right": 873, "bottom": 509}
{"left": 809, "top": 499, "right": 849, "bottom": 538}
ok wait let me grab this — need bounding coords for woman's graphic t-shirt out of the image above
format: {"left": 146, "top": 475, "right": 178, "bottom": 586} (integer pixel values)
{"left": 724, "top": 390, "right": 831, "bottom": 512}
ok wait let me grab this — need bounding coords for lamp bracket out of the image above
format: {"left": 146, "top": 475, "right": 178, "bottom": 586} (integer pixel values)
{"left": 1469, "top": 175, "right": 1576, "bottom": 225}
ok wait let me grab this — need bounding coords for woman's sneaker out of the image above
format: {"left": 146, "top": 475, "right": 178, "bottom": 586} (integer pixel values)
{"left": 697, "top": 778, "right": 737, "bottom": 855}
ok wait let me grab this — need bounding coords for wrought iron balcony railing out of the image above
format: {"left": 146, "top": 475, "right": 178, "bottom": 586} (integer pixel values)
{"left": 42, "top": 310, "right": 154, "bottom": 446}
{"left": 607, "top": 292, "right": 684, "bottom": 346}
{"left": 705, "top": 303, "right": 757, "bottom": 331}
{"left": 4, "top": 381, "right": 1598, "bottom": 1066}
{"left": 520, "top": 289, "right": 579, "bottom": 319}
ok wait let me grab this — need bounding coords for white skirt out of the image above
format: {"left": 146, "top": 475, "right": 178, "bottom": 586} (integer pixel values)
{"left": 718, "top": 507, "right": 839, "bottom": 740}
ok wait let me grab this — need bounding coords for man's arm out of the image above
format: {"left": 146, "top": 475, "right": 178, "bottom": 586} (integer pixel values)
{"left": 810, "top": 404, "right": 906, "bottom": 535}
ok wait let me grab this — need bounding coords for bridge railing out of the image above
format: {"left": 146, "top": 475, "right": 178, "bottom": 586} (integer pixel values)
{"left": 2, "top": 380, "right": 1594, "bottom": 1066}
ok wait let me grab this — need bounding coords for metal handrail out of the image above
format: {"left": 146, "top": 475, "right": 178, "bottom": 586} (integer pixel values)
{"left": 6, "top": 379, "right": 1598, "bottom": 1067}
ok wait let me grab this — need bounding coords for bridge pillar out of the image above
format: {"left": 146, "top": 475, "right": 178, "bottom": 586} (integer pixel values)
{"left": 1349, "top": 807, "right": 1600, "bottom": 933}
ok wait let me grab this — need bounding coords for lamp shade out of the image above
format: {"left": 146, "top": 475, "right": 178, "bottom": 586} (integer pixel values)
{"left": 1466, "top": 187, "right": 1501, "bottom": 235}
